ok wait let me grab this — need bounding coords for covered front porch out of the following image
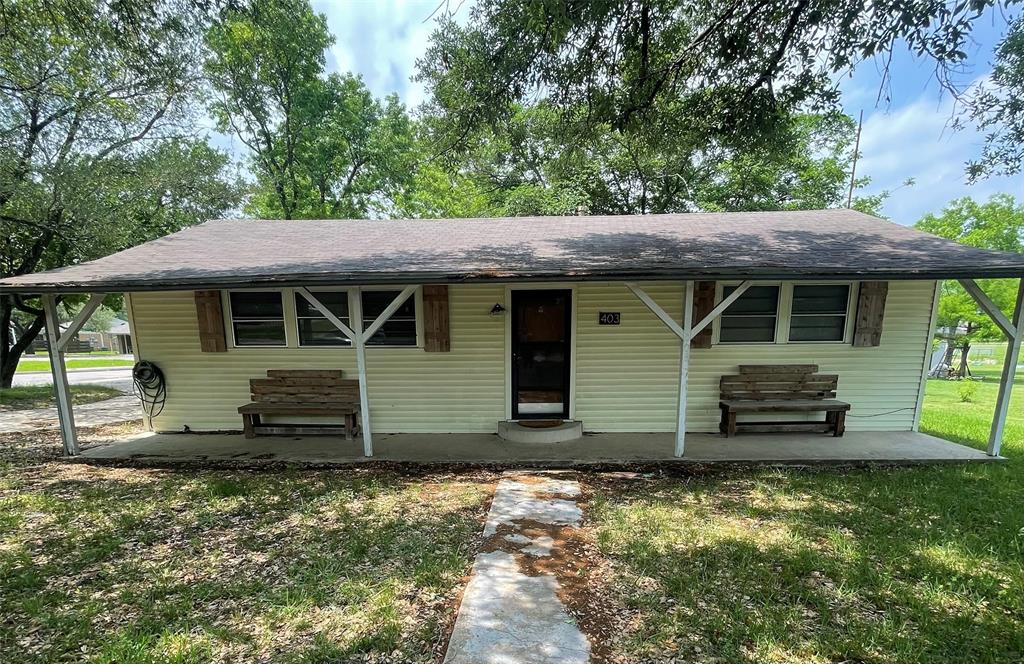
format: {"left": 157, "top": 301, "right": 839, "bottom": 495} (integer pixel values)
{"left": 77, "top": 430, "right": 995, "bottom": 466}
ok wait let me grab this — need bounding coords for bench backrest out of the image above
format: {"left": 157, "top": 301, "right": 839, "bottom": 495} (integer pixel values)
{"left": 249, "top": 369, "right": 360, "bottom": 404}
{"left": 720, "top": 364, "right": 838, "bottom": 401}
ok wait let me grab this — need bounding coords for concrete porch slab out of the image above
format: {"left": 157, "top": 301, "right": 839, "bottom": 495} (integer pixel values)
{"left": 76, "top": 430, "right": 997, "bottom": 466}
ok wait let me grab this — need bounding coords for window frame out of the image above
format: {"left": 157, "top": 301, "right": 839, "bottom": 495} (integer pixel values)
{"left": 225, "top": 289, "right": 289, "bottom": 348}
{"left": 713, "top": 282, "right": 784, "bottom": 345}
{"left": 285, "top": 286, "right": 424, "bottom": 350}
{"left": 712, "top": 281, "right": 857, "bottom": 346}
{"left": 785, "top": 282, "right": 856, "bottom": 344}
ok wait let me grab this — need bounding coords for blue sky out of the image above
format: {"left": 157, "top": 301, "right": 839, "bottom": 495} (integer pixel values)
{"left": 227, "top": 0, "right": 1021, "bottom": 224}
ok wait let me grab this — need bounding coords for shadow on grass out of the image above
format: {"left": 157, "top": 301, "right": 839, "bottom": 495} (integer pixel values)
{"left": 589, "top": 463, "right": 1024, "bottom": 663}
{"left": 0, "top": 467, "right": 493, "bottom": 662}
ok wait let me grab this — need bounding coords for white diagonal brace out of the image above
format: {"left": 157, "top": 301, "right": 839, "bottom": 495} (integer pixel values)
{"left": 362, "top": 285, "right": 418, "bottom": 340}
{"left": 691, "top": 280, "right": 752, "bottom": 337}
{"left": 57, "top": 293, "right": 106, "bottom": 352}
{"left": 296, "top": 287, "right": 360, "bottom": 342}
{"left": 959, "top": 279, "right": 1015, "bottom": 339}
{"left": 625, "top": 282, "right": 686, "bottom": 341}
{"left": 988, "top": 278, "right": 1024, "bottom": 457}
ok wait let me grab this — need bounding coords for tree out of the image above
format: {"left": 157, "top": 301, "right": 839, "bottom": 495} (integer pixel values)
{"left": 963, "top": 16, "right": 1024, "bottom": 181}
{"left": 407, "top": 104, "right": 886, "bottom": 218}
{"left": 205, "top": 0, "right": 416, "bottom": 219}
{"left": 417, "top": 0, "right": 996, "bottom": 153}
{"left": 0, "top": 2, "right": 242, "bottom": 388}
{"left": 915, "top": 195, "right": 1024, "bottom": 377}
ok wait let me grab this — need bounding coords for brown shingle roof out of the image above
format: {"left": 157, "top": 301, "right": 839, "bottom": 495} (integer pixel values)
{"left": 3, "top": 210, "right": 1023, "bottom": 293}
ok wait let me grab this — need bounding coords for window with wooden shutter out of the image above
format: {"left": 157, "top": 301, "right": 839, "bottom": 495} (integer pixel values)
{"left": 422, "top": 285, "right": 450, "bottom": 352}
{"left": 194, "top": 290, "right": 227, "bottom": 352}
{"left": 691, "top": 281, "right": 715, "bottom": 348}
{"left": 853, "top": 281, "right": 888, "bottom": 347}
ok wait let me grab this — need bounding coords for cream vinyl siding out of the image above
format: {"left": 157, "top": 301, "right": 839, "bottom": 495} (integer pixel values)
{"left": 129, "top": 285, "right": 506, "bottom": 433}
{"left": 131, "top": 279, "right": 936, "bottom": 435}
{"left": 574, "top": 280, "right": 937, "bottom": 433}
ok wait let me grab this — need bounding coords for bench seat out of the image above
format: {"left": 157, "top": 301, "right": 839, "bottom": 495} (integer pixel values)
{"left": 719, "top": 399, "right": 851, "bottom": 412}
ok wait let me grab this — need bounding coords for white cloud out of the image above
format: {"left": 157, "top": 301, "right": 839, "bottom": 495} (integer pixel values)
{"left": 853, "top": 88, "right": 1022, "bottom": 224}
{"left": 313, "top": 0, "right": 470, "bottom": 110}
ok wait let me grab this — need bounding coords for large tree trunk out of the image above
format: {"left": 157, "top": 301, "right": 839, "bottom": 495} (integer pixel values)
{"left": 0, "top": 297, "right": 47, "bottom": 389}
{"left": 957, "top": 342, "right": 972, "bottom": 379}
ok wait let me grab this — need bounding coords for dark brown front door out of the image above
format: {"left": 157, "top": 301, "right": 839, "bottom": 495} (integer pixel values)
{"left": 511, "top": 289, "right": 571, "bottom": 419}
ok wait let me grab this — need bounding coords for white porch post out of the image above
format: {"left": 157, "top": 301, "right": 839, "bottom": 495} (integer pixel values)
{"left": 675, "top": 280, "right": 695, "bottom": 457}
{"left": 349, "top": 288, "right": 374, "bottom": 457}
{"left": 987, "top": 278, "right": 1024, "bottom": 457}
{"left": 42, "top": 295, "right": 78, "bottom": 456}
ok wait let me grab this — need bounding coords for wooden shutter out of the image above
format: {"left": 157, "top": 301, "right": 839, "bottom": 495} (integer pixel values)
{"left": 853, "top": 281, "right": 888, "bottom": 347}
{"left": 691, "top": 281, "right": 716, "bottom": 348}
{"left": 422, "top": 285, "right": 450, "bottom": 352}
{"left": 194, "top": 290, "right": 227, "bottom": 352}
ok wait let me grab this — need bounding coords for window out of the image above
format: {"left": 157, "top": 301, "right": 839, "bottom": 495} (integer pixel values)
{"left": 295, "top": 290, "right": 351, "bottom": 346}
{"left": 362, "top": 290, "right": 417, "bottom": 346}
{"left": 229, "top": 291, "right": 286, "bottom": 346}
{"left": 719, "top": 285, "right": 780, "bottom": 343}
{"left": 789, "top": 284, "right": 850, "bottom": 342}
{"left": 292, "top": 290, "right": 418, "bottom": 347}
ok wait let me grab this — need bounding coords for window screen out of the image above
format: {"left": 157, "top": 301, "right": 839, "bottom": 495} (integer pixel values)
{"left": 362, "top": 290, "right": 417, "bottom": 346}
{"left": 229, "top": 292, "right": 286, "bottom": 346}
{"left": 719, "top": 285, "right": 780, "bottom": 343}
{"left": 789, "top": 284, "right": 850, "bottom": 342}
{"left": 295, "top": 291, "right": 351, "bottom": 346}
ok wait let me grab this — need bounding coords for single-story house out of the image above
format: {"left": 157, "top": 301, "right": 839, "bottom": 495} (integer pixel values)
{"left": 2, "top": 209, "right": 1022, "bottom": 462}
{"left": 77, "top": 317, "right": 133, "bottom": 354}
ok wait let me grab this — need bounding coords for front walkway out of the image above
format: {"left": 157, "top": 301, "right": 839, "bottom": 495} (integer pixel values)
{"left": 444, "top": 473, "right": 589, "bottom": 663}
{"left": 0, "top": 395, "right": 140, "bottom": 434}
{"left": 77, "top": 430, "right": 995, "bottom": 465}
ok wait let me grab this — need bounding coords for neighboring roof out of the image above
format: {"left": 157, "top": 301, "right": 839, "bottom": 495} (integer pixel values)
{"left": 109, "top": 318, "right": 130, "bottom": 335}
{"left": 2, "top": 210, "right": 1023, "bottom": 293}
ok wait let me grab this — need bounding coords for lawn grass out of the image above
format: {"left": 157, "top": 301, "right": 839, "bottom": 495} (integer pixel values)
{"left": 587, "top": 371, "right": 1024, "bottom": 663}
{"left": 17, "top": 357, "right": 135, "bottom": 372}
{"left": 0, "top": 384, "right": 124, "bottom": 410}
{"left": 0, "top": 425, "right": 493, "bottom": 662}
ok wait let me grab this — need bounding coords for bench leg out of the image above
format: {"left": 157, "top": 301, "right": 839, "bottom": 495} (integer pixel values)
{"left": 242, "top": 414, "right": 255, "bottom": 439}
{"left": 344, "top": 413, "right": 354, "bottom": 441}
{"left": 725, "top": 410, "right": 738, "bottom": 438}
{"left": 833, "top": 411, "right": 846, "bottom": 437}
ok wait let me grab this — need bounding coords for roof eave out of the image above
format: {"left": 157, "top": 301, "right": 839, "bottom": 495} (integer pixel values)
{"left": 3, "top": 266, "right": 1024, "bottom": 294}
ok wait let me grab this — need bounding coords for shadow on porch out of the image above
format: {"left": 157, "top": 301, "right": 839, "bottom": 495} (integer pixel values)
{"left": 76, "top": 430, "right": 997, "bottom": 467}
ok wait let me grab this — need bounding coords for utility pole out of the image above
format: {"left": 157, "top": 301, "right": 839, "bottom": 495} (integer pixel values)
{"left": 847, "top": 109, "right": 864, "bottom": 208}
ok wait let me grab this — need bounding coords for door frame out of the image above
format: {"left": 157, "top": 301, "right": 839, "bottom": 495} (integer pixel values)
{"left": 504, "top": 284, "right": 577, "bottom": 421}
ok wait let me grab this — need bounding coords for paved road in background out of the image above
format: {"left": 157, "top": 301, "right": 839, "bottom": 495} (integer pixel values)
{"left": 12, "top": 367, "right": 134, "bottom": 393}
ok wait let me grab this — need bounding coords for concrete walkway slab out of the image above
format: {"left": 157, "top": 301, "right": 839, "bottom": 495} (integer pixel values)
{"left": 0, "top": 395, "right": 141, "bottom": 434}
{"left": 444, "top": 474, "right": 591, "bottom": 664}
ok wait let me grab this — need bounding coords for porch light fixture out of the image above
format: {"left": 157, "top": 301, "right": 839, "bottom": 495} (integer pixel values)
{"left": 490, "top": 303, "right": 506, "bottom": 316}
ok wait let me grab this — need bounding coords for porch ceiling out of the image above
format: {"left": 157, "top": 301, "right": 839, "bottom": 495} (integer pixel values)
{"left": 76, "top": 431, "right": 996, "bottom": 466}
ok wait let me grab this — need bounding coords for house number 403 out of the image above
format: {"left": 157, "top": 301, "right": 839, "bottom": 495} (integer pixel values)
{"left": 598, "top": 312, "right": 621, "bottom": 325}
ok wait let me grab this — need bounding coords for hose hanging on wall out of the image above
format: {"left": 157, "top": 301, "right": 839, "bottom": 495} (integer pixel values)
{"left": 132, "top": 360, "right": 167, "bottom": 418}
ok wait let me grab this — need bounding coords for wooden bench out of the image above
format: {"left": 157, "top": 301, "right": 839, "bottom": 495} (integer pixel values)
{"left": 237, "top": 370, "right": 360, "bottom": 440}
{"left": 719, "top": 364, "right": 850, "bottom": 437}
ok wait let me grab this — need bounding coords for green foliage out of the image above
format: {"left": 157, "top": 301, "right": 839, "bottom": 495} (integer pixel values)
{"left": 965, "top": 16, "right": 1024, "bottom": 181}
{"left": 410, "top": 103, "right": 882, "bottom": 217}
{"left": 205, "top": 0, "right": 416, "bottom": 219}
{"left": 957, "top": 380, "right": 979, "bottom": 403}
{"left": 417, "top": 0, "right": 995, "bottom": 152}
{"left": 916, "top": 195, "right": 1024, "bottom": 341}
